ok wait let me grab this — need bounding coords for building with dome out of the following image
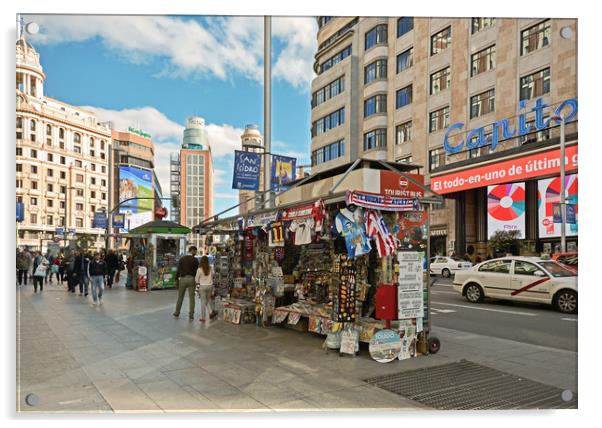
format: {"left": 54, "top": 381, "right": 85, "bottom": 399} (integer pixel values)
{"left": 16, "top": 35, "right": 112, "bottom": 251}
{"left": 238, "top": 124, "right": 264, "bottom": 215}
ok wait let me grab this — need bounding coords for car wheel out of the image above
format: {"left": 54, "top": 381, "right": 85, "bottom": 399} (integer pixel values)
{"left": 442, "top": 268, "right": 451, "bottom": 278}
{"left": 428, "top": 337, "right": 441, "bottom": 354}
{"left": 555, "top": 290, "right": 577, "bottom": 314}
{"left": 465, "top": 283, "right": 484, "bottom": 303}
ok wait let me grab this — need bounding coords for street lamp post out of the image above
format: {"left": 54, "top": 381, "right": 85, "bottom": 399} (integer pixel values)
{"left": 551, "top": 113, "right": 566, "bottom": 253}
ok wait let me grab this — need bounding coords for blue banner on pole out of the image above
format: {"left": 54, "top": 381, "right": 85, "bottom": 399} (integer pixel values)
{"left": 93, "top": 212, "right": 108, "bottom": 229}
{"left": 271, "top": 154, "right": 296, "bottom": 191}
{"left": 16, "top": 202, "right": 24, "bottom": 222}
{"left": 552, "top": 203, "right": 562, "bottom": 223}
{"left": 566, "top": 204, "right": 576, "bottom": 225}
{"left": 232, "top": 150, "right": 261, "bottom": 191}
{"left": 112, "top": 213, "right": 125, "bottom": 229}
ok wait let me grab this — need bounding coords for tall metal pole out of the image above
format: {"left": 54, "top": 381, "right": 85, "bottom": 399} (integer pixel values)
{"left": 559, "top": 115, "right": 566, "bottom": 253}
{"left": 264, "top": 16, "right": 272, "bottom": 208}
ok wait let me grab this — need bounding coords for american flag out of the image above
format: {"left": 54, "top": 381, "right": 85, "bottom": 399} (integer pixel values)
{"left": 365, "top": 210, "right": 398, "bottom": 257}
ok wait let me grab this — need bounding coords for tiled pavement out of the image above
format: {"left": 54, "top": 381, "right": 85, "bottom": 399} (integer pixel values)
{"left": 16, "top": 278, "right": 577, "bottom": 412}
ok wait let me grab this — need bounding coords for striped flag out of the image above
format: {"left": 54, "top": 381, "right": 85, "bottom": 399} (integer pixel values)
{"left": 366, "top": 210, "right": 398, "bottom": 257}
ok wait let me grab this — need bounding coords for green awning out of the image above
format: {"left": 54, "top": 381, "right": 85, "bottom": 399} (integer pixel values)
{"left": 128, "top": 220, "right": 191, "bottom": 235}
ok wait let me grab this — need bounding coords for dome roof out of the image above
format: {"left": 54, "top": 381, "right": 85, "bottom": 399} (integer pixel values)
{"left": 16, "top": 37, "right": 34, "bottom": 50}
{"left": 16, "top": 35, "right": 43, "bottom": 72}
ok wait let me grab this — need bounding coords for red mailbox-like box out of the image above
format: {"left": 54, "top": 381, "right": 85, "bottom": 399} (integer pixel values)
{"left": 375, "top": 283, "right": 397, "bottom": 321}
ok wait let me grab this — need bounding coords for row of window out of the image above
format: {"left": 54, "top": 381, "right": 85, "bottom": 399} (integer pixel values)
{"left": 16, "top": 163, "right": 107, "bottom": 184}
{"left": 312, "top": 76, "right": 345, "bottom": 108}
{"left": 311, "top": 107, "right": 345, "bottom": 137}
{"left": 16, "top": 117, "right": 107, "bottom": 149}
{"left": 19, "top": 213, "right": 92, "bottom": 228}
{"left": 311, "top": 139, "right": 345, "bottom": 166}
{"left": 318, "top": 16, "right": 333, "bottom": 29}
{"left": 319, "top": 45, "right": 352, "bottom": 73}
{"left": 16, "top": 180, "right": 107, "bottom": 198}
{"left": 16, "top": 149, "right": 108, "bottom": 171}
{"left": 24, "top": 197, "right": 105, "bottom": 211}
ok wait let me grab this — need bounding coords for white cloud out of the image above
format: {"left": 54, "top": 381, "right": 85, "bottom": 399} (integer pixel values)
{"left": 25, "top": 15, "right": 317, "bottom": 89}
{"left": 214, "top": 192, "right": 239, "bottom": 200}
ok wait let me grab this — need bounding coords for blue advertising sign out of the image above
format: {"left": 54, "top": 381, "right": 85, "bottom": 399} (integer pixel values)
{"left": 16, "top": 202, "right": 24, "bottom": 222}
{"left": 93, "top": 212, "right": 108, "bottom": 229}
{"left": 232, "top": 150, "right": 261, "bottom": 191}
{"left": 112, "top": 213, "right": 125, "bottom": 229}
{"left": 271, "top": 154, "right": 296, "bottom": 191}
{"left": 566, "top": 203, "right": 577, "bottom": 225}
{"left": 552, "top": 203, "right": 562, "bottom": 224}
{"left": 55, "top": 227, "right": 65, "bottom": 236}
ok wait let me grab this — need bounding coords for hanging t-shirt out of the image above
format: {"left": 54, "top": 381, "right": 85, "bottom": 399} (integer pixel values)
{"left": 289, "top": 218, "right": 314, "bottom": 245}
{"left": 334, "top": 208, "right": 371, "bottom": 259}
{"left": 269, "top": 222, "right": 285, "bottom": 247}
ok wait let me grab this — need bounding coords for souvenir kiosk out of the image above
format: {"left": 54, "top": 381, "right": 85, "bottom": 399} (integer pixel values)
{"left": 127, "top": 220, "right": 189, "bottom": 291}
{"left": 194, "top": 159, "right": 443, "bottom": 360}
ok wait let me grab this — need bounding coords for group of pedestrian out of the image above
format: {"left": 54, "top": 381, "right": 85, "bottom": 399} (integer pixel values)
{"left": 173, "top": 246, "right": 217, "bottom": 322}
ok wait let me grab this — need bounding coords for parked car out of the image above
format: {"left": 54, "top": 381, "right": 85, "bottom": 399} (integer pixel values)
{"left": 430, "top": 256, "right": 473, "bottom": 278}
{"left": 453, "top": 257, "right": 577, "bottom": 314}
{"left": 551, "top": 252, "right": 578, "bottom": 273}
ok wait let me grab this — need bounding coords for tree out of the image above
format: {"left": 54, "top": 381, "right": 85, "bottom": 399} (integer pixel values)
{"left": 488, "top": 230, "right": 520, "bottom": 256}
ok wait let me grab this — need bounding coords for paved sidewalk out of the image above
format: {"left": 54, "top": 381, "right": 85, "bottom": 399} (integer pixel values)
{"left": 16, "top": 281, "right": 577, "bottom": 412}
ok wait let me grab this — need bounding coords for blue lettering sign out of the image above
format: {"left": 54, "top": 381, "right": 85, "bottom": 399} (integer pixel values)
{"left": 443, "top": 122, "right": 465, "bottom": 154}
{"left": 232, "top": 150, "right": 261, "bottom": 191}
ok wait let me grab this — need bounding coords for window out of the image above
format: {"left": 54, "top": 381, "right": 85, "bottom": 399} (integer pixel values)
{"left": 100, "top": 152, "right": 106, "bottom": 160}
{"left": 100, "top": 140, "right": 106, "bottom": 150}
{"left": 30, "top": 120, "right": 36, "bottom": 131}
{"left": 90, "top": 137, "right": 95, "bottom": 149}
{"left": 16, "top": 179, "right": 23, "bottom": 188}
{"left": 60, "top": 156, "right": 66, "bottom": 165}
{"left": 76, "top": 174, "right": 84, "bottom": 183}
{"left": 520, "top": 68, "right": 550, "bottom": 101}
{"left": 47, "top": 153, "right": 53, "bottom": 162}
{"left": 431, "top": 26, "right": 451, "bottom": 55}
{"left": 514, "top": 261, "right": 541, "bottom": 276}
{"left": 396, "top": 48, "right": 413, "bottom": 73}
{"left": 395, "top": 121, "right": 412, "bottom": 144}
{"left": 30, "top": 214, "right": 37, "bottom": 224}
{"left": 47, "top": 199, "right": 54, "bottom": 208}
{"left": 91, "top": 177, "right": 96, "bottom": 185}
{"left": 91, "top": 205, "right": 96, "bottom": 213}
{"left": 101, "top": 166, "right": 106, "bottom": 173}
{"left": 364, "top": 94, "right": 387, "bottom": 117}
{"left": 364, "top": 59, "right": 387, "bottom": 84}
{"left": 318, "top": 16, "right": 332, "bottom": 28}
{"left": 365, "top": 24, "right": 388, "bottom": 50}
{"left": 46, "top": 124, "right": 52, "bottom": 135}
{"left": 16, "top": 148, "right": 23, "bottom": 156}
{"left": 521, "top": 116, "right": 550, "bottom": 145}
{"left": 90, "top": 150, "right": 95, "bottom": 157}
{"left": 47, "top": 216, "right": 53, "bottom": 226}
{"left": 91, "top": 191, "right": 96, "bottom": 199}
{"left": 479, "top": 259, "right": 512, "bottom": 273}
{"left": 397, "top": 156, "right": 413, "bottom": 164}
{"left": 319, "top": 45, "right": 352, "bottom": 73}
{"left": 101, "top": 179, "right": 106, "bottom": 187}
{"left": 521, "top": 20, "right": 551, "bottom": 55}
{"left": 101, "top": 193, "right": 107, "bottom": 200}
{"left": 364, "top": 128, "right": 387, "bottom": 151}
{"left": 30, "top": 197, "right": 38, "bottom": 206}
{"left": 471, "top": 45, "right": 496, "bottom": 77}
{"left": 74, "top": 145, "right": 81, "bottom": 154}
{"left": 470, "top": 89, "right": 495, "bottom": 118}
{"left": 311, "top": 140, "right": 345, "bottom": 166}
{"left": 311, "top": 108, "right": 345, "bottom": 137}
{"left": 60, "top": 171, "right": 66, "bottom": 179}
{"left": 75, "top": 160, "right": 82, "bottom": 167}
{"left": 74, "top": 133, "right": 81, "bottom": 144}
{"left": 31, "top": 181, "right": 38, "bottom": 190}
{"left": 76, "top": 203, "right": 84, "bottom": 211}
{"left": 76, "top": 218, "right": 83, "bottom": 228}
{"left": 90, "top": 163, "right": 96, "bottom": 172}
{"left": 59, "top": 128, "right": 65, "bottom": 140}
{"left": 31, "top": 149, "right": 37, "bottom": 158}
{"left": 469, "top": 133, "right": 492, "bottom": 158}
{"left": 429, "top": 106, "right": 450, "bottom": 132}
{"left": 47, "top": 183, "right": 53, "bottom": 192}
{"left": 429, "top": 148, "right": 445, "bottom": 171}
{"left": 59, "top": 216, "right": 65, "bottom": 226}
{"left": 430, "top": 67, "right": 451, "bottom": 94}
{"left": 47, "top": 168, "right": 54, "bottom": 177}
{"left": 396, "top": 85, "right": 413, "bottom": 108}
{"left": 471, "top": 18, "right": 496, "bottom": 34}
{"left": 397, "top": 17, "right": 413, "bottom": 37}
{"left": 60, "top": 186, "right": 66, "bottom": 194}
{"left": 31, "top": 165, "right": 38, "bottom": 174}
{"left": 60, "top": 201, "right": 65, "bottom": 209}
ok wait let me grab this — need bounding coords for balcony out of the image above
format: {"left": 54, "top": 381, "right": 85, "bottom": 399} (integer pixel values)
{"left": 29, "top": 189, "right": 40, "bottom": 196}
{"left": 46, "top": 191, "right": 57, "bottom": 198}
{"left": 46, "top": 176, "right": 58, "bottom": 183}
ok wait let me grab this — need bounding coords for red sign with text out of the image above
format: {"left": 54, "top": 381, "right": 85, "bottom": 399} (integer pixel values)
{"left": 430, "top": 146, "right": 578, "bottom": 194}
{"left": 380, "top": 171, "right": 425, "bottom": 198}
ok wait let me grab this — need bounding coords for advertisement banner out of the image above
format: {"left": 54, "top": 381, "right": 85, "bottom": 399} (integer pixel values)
{"left": 431, "top": 145, "right": 578, "bottom": 194}
{"left": 282, "top": 202, "right": 314, "bottom": 221}
{"left": 119, "top": 166, "right": 154, "bottom": 231}
{"left": 397, "top": 252, "right": 424, "bottom": 320}
{"left": 232, "top": 150, "right": 261, "bottom": 191}
{"left": 92, "top": 212, "right": 108, "bottom": 229}
{"left": 346, "top": 191, "right": 419, "bottom": 212}
{"left": 271, "top": 155, "right": 296, "bottom": 191}
{"left": 538, "top": 174, "right": 578, "bottom": 238}
{"left": 112, "top": 214, "right": 125, "bottom": 229}
{"left": 16, "top": 202, "right": 24, "bottom": 222}
{"left": 380, "top": 171, "right": 425, "bottom": 198}
{"left": 487, "top": 182, "right": 526, "bottom": 239}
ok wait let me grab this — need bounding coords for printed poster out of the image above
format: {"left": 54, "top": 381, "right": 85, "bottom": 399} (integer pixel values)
{"left": 232, "top": 150, "right": 261, "bottom": 191}
{"left": 538, "top": 174, "right": 578, "bottom": 238}
{"left": 487, "top": 182, "right": 526, "bottom": 238}
{"left": 271, "top": 154, "right": 296, "bottom": 191}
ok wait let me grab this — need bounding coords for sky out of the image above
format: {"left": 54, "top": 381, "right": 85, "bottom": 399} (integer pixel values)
{"left": 22, "top": 14, "right": 317, "bottom": 217}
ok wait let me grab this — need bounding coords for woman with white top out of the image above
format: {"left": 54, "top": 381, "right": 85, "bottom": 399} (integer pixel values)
{"left": 195, "top": 255, "right": 214, "bottom": 322}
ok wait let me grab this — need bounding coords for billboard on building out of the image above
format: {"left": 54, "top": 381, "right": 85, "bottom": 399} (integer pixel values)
{"left": 119, "top": 165, "right": 154, "bottom": 231}
{"left": 538, "top": 174, "right": 578, "bottom": 238}
{"left": 487, "top": 182, "right": 526, "bottom": 239}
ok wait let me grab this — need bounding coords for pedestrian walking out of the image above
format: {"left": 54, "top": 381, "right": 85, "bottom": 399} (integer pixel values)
{"left": 195, "top": 255, "right": 215, "bottom": 322}
{"left": 173, "top": 246, "right": 199, "bottom": 320}
{"left": 105, "top": 249, "right": 119, "bottom": 289}
{"left": 16, "top": 249, "right": 30, "bottom": 286}
{"left": 87, "top": 252, "right": 107, "bottom": 305}
{"left": 44, "top": 250, "right": 54, "bottom": 284}
{"left": 32, "top": 254, "right": 49, "bottom": 293}
{"left": 73, "top": 250, "right": 91, "bottom": 296}
{"left": 51, "top": 253, "right": 63, "bottom": 283}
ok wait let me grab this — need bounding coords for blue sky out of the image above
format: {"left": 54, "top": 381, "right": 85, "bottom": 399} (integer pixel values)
{"left": 23, "top": 14, "right": 317, "bottom": 217}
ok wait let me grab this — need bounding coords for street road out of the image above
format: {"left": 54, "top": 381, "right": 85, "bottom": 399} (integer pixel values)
{"left": 429, "top": 277, "right": 578, "bottom": 351}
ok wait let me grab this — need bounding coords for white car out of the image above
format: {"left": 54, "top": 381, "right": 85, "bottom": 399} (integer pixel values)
{"left": 430, "top": 256, "right": 473, "bottom": 278}
{"left": 453, "top": 257, "right": 578, "bottom": 314}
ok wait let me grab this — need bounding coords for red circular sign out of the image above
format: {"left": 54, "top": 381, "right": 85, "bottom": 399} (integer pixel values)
{"left": 155, "top": 207, "right": 168, "bottom": 219}
{"left": 399, "top": 177, "right": 408, "bottom": 188}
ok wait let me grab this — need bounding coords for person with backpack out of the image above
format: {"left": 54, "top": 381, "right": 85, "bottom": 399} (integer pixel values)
{"left": 87, "top": 252, "right": 108, "bottom": 305}
{"left": 32, "top": 253, "right": 49, "bottom": 293}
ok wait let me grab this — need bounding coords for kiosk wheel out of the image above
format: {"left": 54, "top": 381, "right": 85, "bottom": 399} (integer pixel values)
{"left": 428, "top": 336, "right": 441, "bottom": 354}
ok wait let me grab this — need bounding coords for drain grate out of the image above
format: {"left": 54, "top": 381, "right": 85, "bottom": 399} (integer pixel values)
{"left": 364, "top": 360, "right": 577, "bottom": 410}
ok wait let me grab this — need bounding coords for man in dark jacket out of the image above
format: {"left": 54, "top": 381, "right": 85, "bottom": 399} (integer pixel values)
{"left": 173, "top": 246, "right": 199, "bottom": 320}
{"left": 105, "top": 250, "right": 119, "bottom": 288}
{"left": 73, "top": 250, "right": 91, "bottom": 296}
{"left": 87, "top": 252, "right": 108, "bottom": 305}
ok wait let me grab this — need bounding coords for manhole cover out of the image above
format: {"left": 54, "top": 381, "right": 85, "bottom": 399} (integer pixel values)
{"left": 364, "top": 360, "right": 577, "bottom": 409}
